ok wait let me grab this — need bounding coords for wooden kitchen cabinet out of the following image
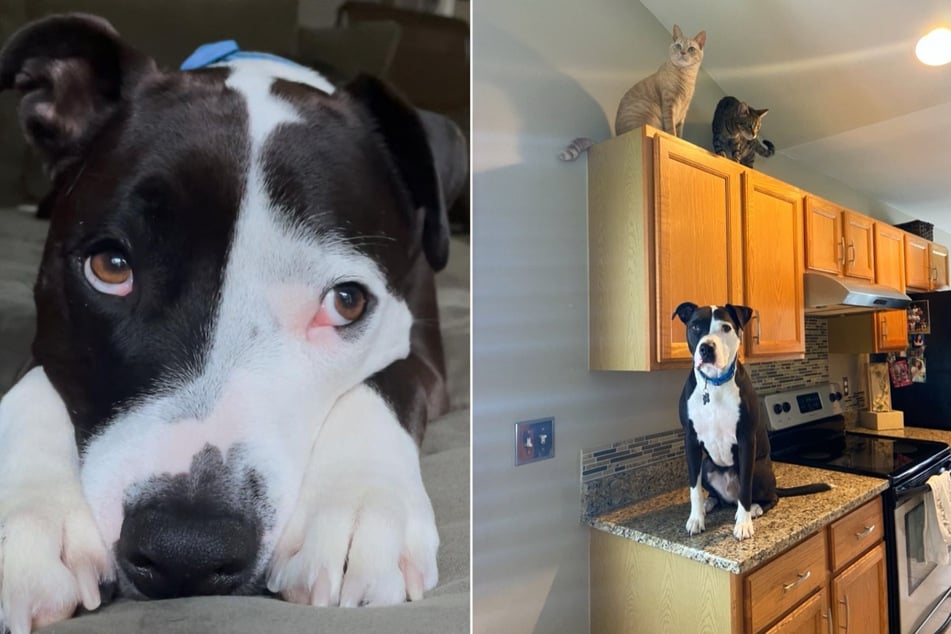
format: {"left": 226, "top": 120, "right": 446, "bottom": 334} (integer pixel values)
{"left": 744, "top": 172, "right": 805, "bottom": 360}
{"left": 654, "top": 133, "right": 744, "bottom": 363}
{"left": 804, "top": 196, "right": 875, "bottom": 281}
{"left": 932, "top": 242, "right": 949, "bottom": 290}
{"left": 877, "top": 309, "right": 909, "bottom": 351}
{"left": 905, "top": 234, "right": 950, "bottom": 291}
{"left": 873, "top": 222, "right": 906, "bottom": 292}
{"left": 827, "top": 309, "right": 908, "bottom": 353}
{"left": 588, "top": 126, "right": 802, "bottom": 370}
{"left": 589, "top": 497, "right": 886, "bottom": 633}
{"left": 905, "top": 234, "right": 932, "bottom": 290}
{"left": 588, "top": 126, "right": 743, "bottom": 370}
{"left": 831, "top": 543, "right": 888, "bottom": 633}
{"left": 764, "top": 588, "right": 830, "bottom": 634}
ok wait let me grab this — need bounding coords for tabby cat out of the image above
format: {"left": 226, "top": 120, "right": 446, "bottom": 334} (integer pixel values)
{"left": 711, "top": 96, "right": 775, "bottom": 167}
{"left": 559, "top": 24, "right": 706, "bottom": 161}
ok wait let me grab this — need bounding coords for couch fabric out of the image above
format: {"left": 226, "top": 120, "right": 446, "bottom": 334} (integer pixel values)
{"left": 0, "top": 205, "right": 470, "bottom": 633}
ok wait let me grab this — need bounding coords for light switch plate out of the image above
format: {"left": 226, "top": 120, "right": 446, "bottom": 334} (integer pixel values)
{"left": 514, "top": 417, "right": 554, "bottom": 466}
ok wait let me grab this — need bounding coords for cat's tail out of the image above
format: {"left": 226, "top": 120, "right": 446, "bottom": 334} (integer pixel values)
{"left": 558, "top": 137, "right": 595, "bottom": 161}
{"left": 756, "top": 139, "right": 776, "bottom": 157}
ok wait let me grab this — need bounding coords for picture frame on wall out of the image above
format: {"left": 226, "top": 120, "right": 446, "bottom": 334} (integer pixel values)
{"left": 907, "top": 300, "right": 931, "bottom": 334}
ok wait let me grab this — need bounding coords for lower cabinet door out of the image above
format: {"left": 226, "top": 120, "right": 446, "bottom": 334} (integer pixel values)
{"left": 831, "top": 542, "right": 887, "bottom": 634}
{"left": 764, "top": 587, "right": 830, "bottom": 634}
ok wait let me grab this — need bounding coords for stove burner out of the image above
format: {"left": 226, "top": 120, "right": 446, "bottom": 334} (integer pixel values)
{"left": 893, "top": 441, "right": 919, "bottom": 455}
{"left": 798, "top": 449, "right": 834, "bottom": 461}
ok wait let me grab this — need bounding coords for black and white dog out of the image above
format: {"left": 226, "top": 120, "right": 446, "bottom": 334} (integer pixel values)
{"left": 0, "top": 14, "right": 466, "bottom": 634}
{"left": 673, "top": 302, "right": 828, "bottom": 541}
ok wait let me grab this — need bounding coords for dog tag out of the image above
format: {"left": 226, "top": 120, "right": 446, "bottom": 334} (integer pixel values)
{"left": 703, "top": 391, "right": 710, "bottom": 405}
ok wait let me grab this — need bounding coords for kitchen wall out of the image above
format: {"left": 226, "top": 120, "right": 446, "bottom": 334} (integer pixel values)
{"left": 471, "top": 1, "right": 936, "bottom": 633}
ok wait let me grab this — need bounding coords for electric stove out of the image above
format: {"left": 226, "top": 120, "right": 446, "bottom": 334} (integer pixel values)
{"left": 763, "top": 383, "right": 951, "bottom": 634}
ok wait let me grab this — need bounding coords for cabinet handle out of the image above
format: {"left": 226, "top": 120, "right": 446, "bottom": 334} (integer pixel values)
{"left": 855, "top": 524, "right": 876, "bottom": 539}
{"left": 839, "top": 595, "right": 850, "bottom": 630}
{"left": 753, "top": 311, "right": 761, "bottom": 344}
{"left": 933, "top": 266, "right": 939, "bottom": 282}
{"left": 880, "top": 318, "right": 888, "bottom": 341}
{"left": 822, "top": 609, "right": 833, "bottom": 634}
{"left": 848, "top": 241, "right": 856, "bottom": 265}
{"left": 782, "top": 569, "right": 811, "bottom": 592}
{"left": 838, "top": 237, "right": 846, "bottom": 266}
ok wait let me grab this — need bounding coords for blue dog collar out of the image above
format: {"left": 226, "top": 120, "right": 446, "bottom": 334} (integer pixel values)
{"left": 180, "top": 40, "right": 307, "bottom": 71}
{"left": 698, "top": 356, "right": 737, "bottom": 387}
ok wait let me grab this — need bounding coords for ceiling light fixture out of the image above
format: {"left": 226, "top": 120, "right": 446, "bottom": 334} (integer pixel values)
{"left": 916, "top": 27, "right": 951, "bottom": 66}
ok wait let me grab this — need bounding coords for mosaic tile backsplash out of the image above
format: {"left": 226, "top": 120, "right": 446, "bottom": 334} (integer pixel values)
{"left": 581, "top": 317, "right": 847, "bottom": 518}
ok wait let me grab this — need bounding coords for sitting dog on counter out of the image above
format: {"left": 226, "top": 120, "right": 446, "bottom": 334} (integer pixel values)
{"left": 673, "top": 302, "right": 830, "bottom": 540}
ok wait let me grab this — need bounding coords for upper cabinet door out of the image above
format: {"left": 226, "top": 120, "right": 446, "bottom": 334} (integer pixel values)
{"left": 873, "top": 223, "right": 906, "bottom": 292}
{"left": 654, "top": 134, "right": 743, "bottom": 363}
{"left": 743, "top": 171, "right": 805, "bottom": 359}
{"left": 804, "top": 196, "right": 844, "bottom": 276}
{"left": 905, "top": 234, "right": 932, "bottom": 290}
{"left": 842, "top": 211, "right": 875, "bottom": 280}
{"left": 932, "top": 243, "right": 949, "bottom": 290}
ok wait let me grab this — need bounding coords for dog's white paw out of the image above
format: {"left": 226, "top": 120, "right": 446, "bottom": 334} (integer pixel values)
{"left": 268, "top": 478, "right": 438, "bottom": 607}
{"left": 750, "top": 503, "right": 764, "bottom": 518}
{"left": 685, "top": 512, "right": 706, "bottom": 535}
{"left": 266, "top": 385, "right": 438, "bottom": 607}
{"left": 0, "top": 484, "right": 113, "bottom": 634}
{"left": 686, "top": 484, "right": 706, "bottom": 535}
{"left": 733, "top": 505, "right": 756, "bottom": 540}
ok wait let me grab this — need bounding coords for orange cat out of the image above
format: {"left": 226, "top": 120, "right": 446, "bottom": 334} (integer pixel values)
{"left": 559, "top": 25, "right": 706, "bottom": 161}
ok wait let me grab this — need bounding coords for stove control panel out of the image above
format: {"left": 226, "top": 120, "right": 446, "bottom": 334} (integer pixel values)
{"left": 761, "top": 383, "right": 844, "bottom": 431}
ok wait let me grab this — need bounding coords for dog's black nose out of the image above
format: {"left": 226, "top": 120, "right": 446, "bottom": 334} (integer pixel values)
{"left": 699, "top": 342, "right": 716, "bottom": 363}
{"left": 118, "top": 505, "right": 259, "bottom": 599}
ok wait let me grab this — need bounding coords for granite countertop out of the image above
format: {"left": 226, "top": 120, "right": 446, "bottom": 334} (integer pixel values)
{"left": 850, "top": 423, "right": 951, "bottom": 445}
{"left": 586, "top": 462, "right": 889, "bottom": 574}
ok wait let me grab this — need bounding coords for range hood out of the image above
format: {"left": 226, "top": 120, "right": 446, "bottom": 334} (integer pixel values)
{"left": 804, "top": 271, "right": 911, "bottom": 316}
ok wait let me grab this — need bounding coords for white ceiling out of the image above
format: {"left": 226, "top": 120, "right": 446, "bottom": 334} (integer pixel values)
{"left": 640, "top": 0, "right": 951, "bottom": 234}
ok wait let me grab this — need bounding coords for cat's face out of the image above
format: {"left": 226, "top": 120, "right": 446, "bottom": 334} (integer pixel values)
{"left": 738, "top": 104, "right": 769, "bottom": 140}
{"left": 669, "top": 24, "right": 706, "bottom": 69}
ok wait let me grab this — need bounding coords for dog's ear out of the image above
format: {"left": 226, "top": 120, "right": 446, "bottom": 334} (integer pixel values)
{"left": 672, "top": 302, "right": 698, "bottom": 324}
{"left": 0, "top": 13, "right": 156, "bottom": 175}
{"left": 344, "top": 74, "right": 467, "bottom": 272}
{"left": 725, "top": 304, "right": 754, "bottom": 330}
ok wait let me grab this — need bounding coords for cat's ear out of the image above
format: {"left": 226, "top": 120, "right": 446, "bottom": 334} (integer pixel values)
{"left": 672, "top": 24, "right": 683, "bottom": 41}
{"left": 754, "top": 108, "right": 769, "bottom": 118}
{"left": 693, "top": 31, "right": 707, "bottom": 49}
{"left": 738, "top": 102, "right": 749, "bottom": 115}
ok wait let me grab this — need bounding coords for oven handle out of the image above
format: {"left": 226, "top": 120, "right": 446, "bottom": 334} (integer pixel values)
{"left": 896, "top": 483, "right": 932, "bottom": 502}
{"left": 895, "top": 464, "right": 951, "bottom": 502}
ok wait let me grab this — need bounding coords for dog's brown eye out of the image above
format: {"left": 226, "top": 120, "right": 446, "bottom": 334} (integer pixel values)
{"left": 322, "top": 282, "right": 369, "bottom": 327}
{"left": 90, "top": 252, "right": 131, "bottom": 284}
{"left": 722, "top": 324, "right": 733, "bottom": 333}
{"left": 84, "top": 250, "right": 134, "bottom": 296}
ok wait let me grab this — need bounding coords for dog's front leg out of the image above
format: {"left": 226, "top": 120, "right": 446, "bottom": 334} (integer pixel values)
{"left": 267, "top": 383, "right": 438, "bottom": 606}
{"left": 0, "top": 368, "right": 113, "bottom": 634}
{"left": 733, "top": 430, "right": 757, "bottom": 540}
{"left": 684, "top": 426, "right": 706, "bottom": 535}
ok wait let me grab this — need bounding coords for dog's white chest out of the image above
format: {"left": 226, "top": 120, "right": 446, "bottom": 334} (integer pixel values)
{"left": 687, "top": 382, "right": 741, "bottom": 467}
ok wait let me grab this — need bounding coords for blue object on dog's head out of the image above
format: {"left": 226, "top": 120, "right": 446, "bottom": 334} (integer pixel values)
{"left": 181, "top": 40, "right": 307, "bottom": 71}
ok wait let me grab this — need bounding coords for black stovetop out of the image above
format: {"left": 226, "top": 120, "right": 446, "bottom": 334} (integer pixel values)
{"left": 770, "top": 418, "right": 951, "bottom": 485}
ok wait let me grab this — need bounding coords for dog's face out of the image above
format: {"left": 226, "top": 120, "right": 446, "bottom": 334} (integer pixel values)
{"left": 0, "top": 15, "right": 464, "bottom": 598}
{"left": 673, "top": 303, "right": 752, "bottom": 375}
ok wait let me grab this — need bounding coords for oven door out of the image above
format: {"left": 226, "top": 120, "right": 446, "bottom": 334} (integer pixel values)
{"left": 895, "top": 487, "right": 951, "bottom": 634}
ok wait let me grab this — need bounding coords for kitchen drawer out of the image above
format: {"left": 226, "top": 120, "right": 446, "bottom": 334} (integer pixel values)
{"left": 829, "top": 497, "right": 883, "bottom": 572}
{"left": 746, "top": 531, "right": 827, "bottom": 632}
